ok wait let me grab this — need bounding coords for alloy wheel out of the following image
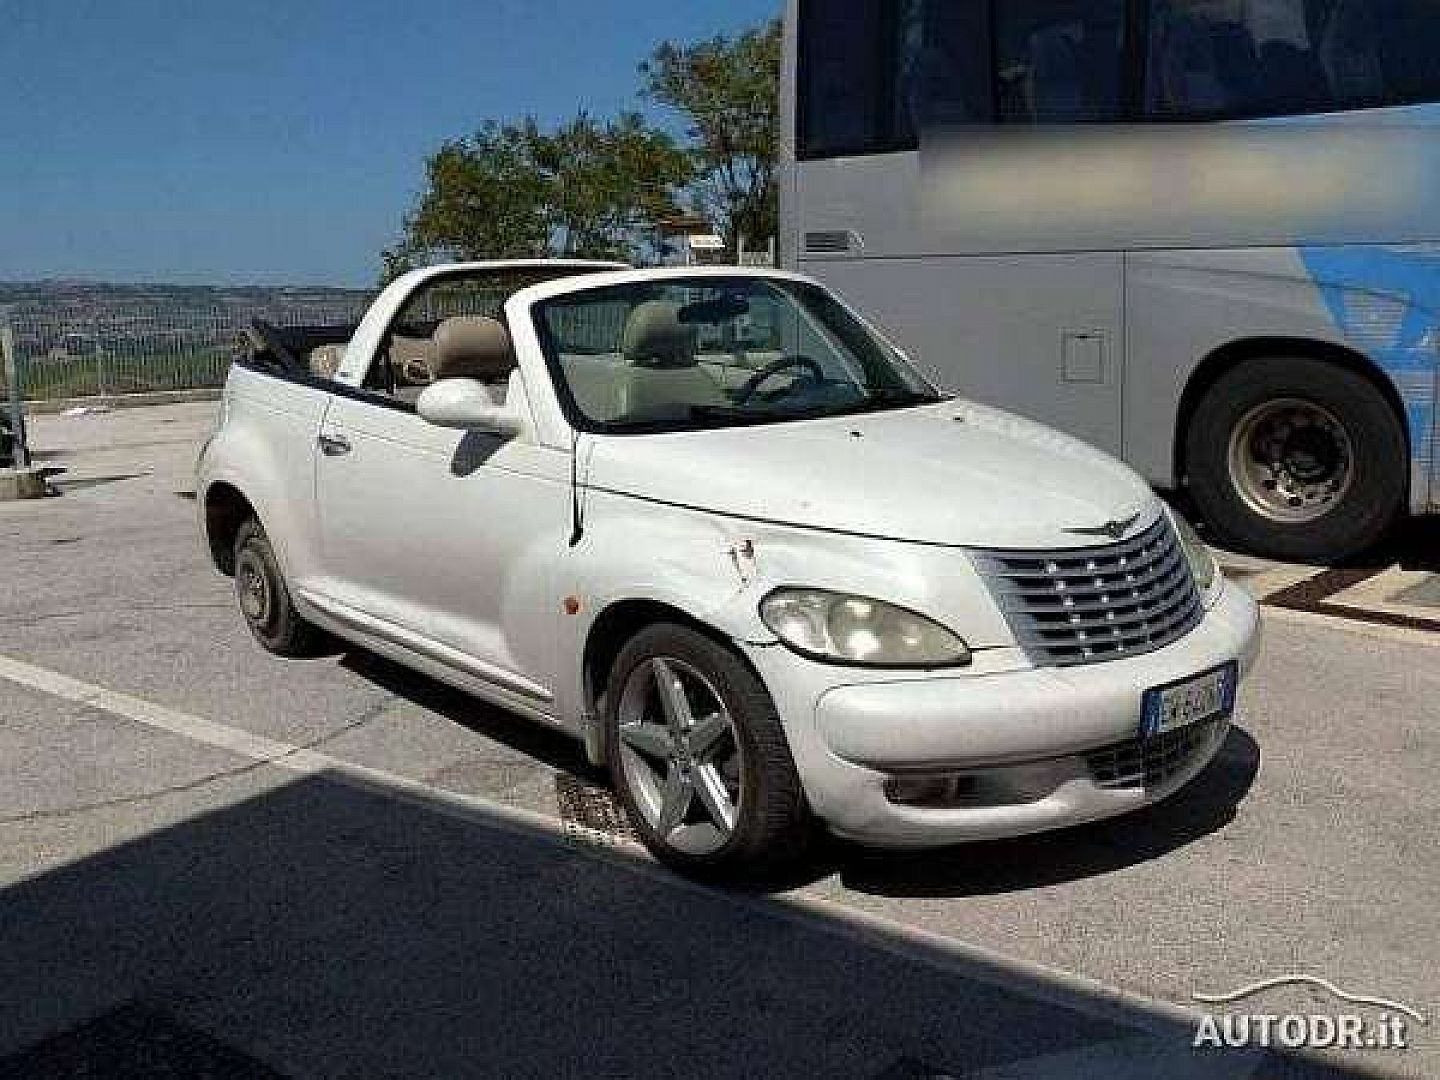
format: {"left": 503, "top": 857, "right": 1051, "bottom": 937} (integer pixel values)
{"left": 614, "top": 656, "right": 743, "bottom": 856}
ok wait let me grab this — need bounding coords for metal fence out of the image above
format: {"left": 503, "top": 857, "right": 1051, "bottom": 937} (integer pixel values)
{"left": 0, "top": 268, "right": 772, "bottom": 404}
{"left": 0, "top": 293, "right": 375, "bottom": 402}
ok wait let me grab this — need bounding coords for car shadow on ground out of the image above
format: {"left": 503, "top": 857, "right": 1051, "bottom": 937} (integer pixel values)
{"left": 0, "top": 763, "right": 1366, "bottom": 1080}
{"left": 815, "top": 727, "right": 1261, "bottom": 899}
{"left": 338, "top": 647, "right": 604, "bottom": 781}
{"left": 335, "top": 643, "right": 1261, "bottom": 903}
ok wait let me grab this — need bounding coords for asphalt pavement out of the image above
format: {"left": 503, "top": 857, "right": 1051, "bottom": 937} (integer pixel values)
{"left": 0, "top": 402, "right": 1435, "bottom": 1079}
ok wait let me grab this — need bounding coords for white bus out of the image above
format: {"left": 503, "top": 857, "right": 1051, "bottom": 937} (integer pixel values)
{"left": 780, "top": 0, "right": 1440, "bottom": 561}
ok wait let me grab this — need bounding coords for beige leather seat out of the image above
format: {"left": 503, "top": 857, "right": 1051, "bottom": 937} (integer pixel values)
{"left": 389, "top": 334, "right": 440, "bottom": 389}
{"left": 432, "top": 316, "right": 517, "bottom": 387}
{"left": 308, "top": 344, "right": 347, "bottom": 380}
{"left": 562, "top": 355, "right": 624, "bottom": 422}
{"left": 616, "top": 302, "right": 727, "bottom": 422}
{"left": 391, "top": 316, "right": 515, "bottom": 406}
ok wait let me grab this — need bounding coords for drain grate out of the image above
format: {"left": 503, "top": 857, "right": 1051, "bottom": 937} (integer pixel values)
{"left": 555, "top": 772, "right": 639, "bottom": 846}
{"left": 0, "top": 1003, "right": 289, "bottom": 1079}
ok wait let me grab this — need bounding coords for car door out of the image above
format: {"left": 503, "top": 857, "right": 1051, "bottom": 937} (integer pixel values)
{"left": 312, "top": 384, "right": 571, "bottom": 705}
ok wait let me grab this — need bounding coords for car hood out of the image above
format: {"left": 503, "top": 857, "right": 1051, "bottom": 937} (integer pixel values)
{"left": 584, "top": 401, "right": 1160, "bottom": 549}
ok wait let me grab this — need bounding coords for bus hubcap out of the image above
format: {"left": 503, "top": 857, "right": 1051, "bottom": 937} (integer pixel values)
{"left": 1228, "top": 399, "right": 1354, "bottom": 525}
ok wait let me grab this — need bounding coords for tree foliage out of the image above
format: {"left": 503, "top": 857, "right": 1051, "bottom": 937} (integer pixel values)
{"left": 385, "top": 18, "right": 781, "bottom": 280}
{"left": 386, "top": 113, "right": 691, "bottom": 279}
{"left": 641, "top": 19, "right": 782, "bottom": 255}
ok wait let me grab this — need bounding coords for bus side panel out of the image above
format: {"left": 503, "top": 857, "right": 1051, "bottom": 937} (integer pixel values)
{"left": 803, "top": 254, "right": 1126, "bottom": 458}
{"left": 1124, "top": 247, "right": 1438, "bottom": 514}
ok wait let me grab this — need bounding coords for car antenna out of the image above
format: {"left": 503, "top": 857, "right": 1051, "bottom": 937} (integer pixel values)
{"left": 568, "top": 428, "right": 585, "bottom": 547}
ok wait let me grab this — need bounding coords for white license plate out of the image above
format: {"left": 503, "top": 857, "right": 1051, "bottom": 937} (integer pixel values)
{"left": 1142, "top": 662, "right": 1237, "bottom": 738}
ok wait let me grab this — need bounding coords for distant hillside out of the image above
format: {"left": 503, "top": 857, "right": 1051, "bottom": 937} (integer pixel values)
{"left": 0, "top": 280, "right": 375, "bottom": 320}
{"left": 0, "top": 281, "right": 377, "bottom": 401}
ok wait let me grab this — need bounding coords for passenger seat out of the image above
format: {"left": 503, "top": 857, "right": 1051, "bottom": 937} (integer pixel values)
{"left": 430, "top": 316, "right": 518, "bottom": 398}
{"left": 615, "top": 302, "right": 728, "bottom": 423}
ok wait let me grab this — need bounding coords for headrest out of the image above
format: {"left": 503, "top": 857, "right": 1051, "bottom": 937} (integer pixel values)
{"left": 433, "top": 316, "right": 514, "bottom": 382}
{"left": 622, "top": 301, "right": 698, "bottom": 369}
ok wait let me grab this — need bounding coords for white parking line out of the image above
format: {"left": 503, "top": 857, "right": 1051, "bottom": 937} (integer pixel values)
{"left": 0, "top": 649, "right": 1213, "bottom": 1046}
{"left": 0, "top": 651, "right": 567, "bottom": 839}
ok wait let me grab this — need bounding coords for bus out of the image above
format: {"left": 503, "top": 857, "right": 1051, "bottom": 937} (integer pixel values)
{"left": 779, "top": 0, "right": 1440, "bottom": 562}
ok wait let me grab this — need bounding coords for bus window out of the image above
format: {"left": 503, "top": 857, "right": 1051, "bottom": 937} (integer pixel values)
{"left": 995, "top": 0, "right": 1128, "bottom": 123}
{"left": 798, "top": 0, "right": 887, "bottom": 157}
{"left": 893, "top": 0, "right": 992, "bottom": 141}
{"left": 1146, "top": 0, "right": 1440, "bottom": 120}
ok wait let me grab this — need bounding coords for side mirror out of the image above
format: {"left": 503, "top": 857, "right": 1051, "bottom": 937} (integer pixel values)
{"left": 416, "top": 379, "right": 523, "bottom": 438}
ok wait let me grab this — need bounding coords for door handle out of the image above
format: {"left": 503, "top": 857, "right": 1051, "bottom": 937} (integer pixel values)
{"left": 317, "top": 433, "right": 352, "bottom": 457}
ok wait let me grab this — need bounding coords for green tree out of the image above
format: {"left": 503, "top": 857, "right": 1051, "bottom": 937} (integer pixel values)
{"left": 393, "top": 123, "right": 551, "bottom": 271}
{"left": 386, "top": 113, "right": 691, "bottom": 280}
{"left": 532, "top": 112, "right": 693, "bottom": 260}
{"left": 641, "top": 19, "right": 782, "bottom": 257}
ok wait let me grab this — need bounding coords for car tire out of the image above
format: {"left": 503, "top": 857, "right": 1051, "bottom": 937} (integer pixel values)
{"left": 232, "top": 518, "right": 327, "bottom": 657}
{"left": 603, "top": 623, "right": 811, "bottom": 880}
{"left": 1185, "top": 357, "right": 1406, "bottom": 563}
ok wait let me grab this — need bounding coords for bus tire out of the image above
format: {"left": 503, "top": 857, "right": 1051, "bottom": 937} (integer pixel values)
{"left": 1185, "top": 357, "right": 1406, "bottom": 564}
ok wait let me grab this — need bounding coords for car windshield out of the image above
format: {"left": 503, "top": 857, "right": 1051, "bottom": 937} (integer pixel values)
{"left": 533, "top": 276, "right": 943, "bottom": 432}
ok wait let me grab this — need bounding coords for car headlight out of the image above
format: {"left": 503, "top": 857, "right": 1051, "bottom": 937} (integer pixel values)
{"left": 1170, "top": 510, "right": 1220, "bottom": 598}
{"left": 759, "top": 589, "right": 971, "bottom": 668}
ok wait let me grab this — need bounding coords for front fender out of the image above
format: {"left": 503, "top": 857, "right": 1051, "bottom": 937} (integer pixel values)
{"left": 557, "top": 489, "right": 1013, "bottom": 735}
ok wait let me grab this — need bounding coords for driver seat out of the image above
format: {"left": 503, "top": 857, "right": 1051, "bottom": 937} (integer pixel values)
{"left": 615, "top": 302, "right": 727, "bottom": 422}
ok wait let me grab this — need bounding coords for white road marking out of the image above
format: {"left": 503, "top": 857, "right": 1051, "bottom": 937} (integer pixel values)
{"left": 0, "top": 650, "right": 1218, "bottom": 1043}
{"left": 0, "top": 650, "right": 566, "bottom": 839}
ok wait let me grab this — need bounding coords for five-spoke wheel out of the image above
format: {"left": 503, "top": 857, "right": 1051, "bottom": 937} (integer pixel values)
{"left": 615, "top": 657, "right": 741, "bottom": 856}
{"left": 603, "top": 623, "right": 811, "bottom": 878}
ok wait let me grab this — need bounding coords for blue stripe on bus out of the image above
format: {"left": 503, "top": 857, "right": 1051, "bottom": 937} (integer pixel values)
{"left": 1300, "top": 245, "right": 1438, "bottom": 481}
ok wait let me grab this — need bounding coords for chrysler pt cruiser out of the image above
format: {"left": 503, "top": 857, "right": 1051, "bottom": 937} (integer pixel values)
{"left": 197, "top": 263, "right": 1260, "bottom": 878}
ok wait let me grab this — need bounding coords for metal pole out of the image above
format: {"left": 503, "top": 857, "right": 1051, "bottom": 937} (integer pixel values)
{"left": 3, "top": 315, "right": 31, "bottom": 468}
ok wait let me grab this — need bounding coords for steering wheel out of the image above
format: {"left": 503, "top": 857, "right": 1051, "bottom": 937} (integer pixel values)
{"left": 735, "top": 355, "right": 825, "bottom": 405}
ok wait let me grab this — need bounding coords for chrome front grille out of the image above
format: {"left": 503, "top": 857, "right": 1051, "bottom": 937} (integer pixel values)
{"left": 1086, "top": 716, "right": 1227, "bottom": 789}
{"left": 974, "top": 514, "right": 1203, "bottom": 667}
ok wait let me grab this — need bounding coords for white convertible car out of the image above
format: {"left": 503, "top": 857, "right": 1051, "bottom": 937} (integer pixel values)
{"left": 197, "top": 262, "right": 1259, "bottom": 877}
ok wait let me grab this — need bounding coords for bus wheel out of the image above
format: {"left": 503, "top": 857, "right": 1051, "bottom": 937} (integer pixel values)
{"left": 1185, "top": 356, "right": 1406, "bottom": 564}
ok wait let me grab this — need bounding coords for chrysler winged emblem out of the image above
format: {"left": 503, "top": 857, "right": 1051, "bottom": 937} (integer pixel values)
{"left": 1065, "top": 512, "right": 1142, "bottom": 541}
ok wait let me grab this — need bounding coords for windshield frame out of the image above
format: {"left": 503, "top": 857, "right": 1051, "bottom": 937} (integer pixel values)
{"left": 529, "top": 272, "right": 945, "bottom": 436}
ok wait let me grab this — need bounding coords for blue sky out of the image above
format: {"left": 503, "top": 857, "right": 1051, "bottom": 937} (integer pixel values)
{"left": 0, "top": 0, "right": 780, "bottom": 286}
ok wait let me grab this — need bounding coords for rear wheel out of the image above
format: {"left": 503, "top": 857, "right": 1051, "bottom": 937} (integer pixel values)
{"left": 1185, "top": 357, "right": 1406, "bottom": 563}
{"left": 233, "top": 519, "right": 327, "bottom": 657}
{"left": 603, "top": 623, "right": 811, "bottom": 880}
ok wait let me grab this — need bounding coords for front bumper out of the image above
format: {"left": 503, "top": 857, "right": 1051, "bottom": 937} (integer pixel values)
{"left": 747, "top": 580, "right": 1260, "bottom": 848}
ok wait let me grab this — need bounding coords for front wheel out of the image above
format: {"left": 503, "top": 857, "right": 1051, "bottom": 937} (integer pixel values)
{"left": 603, "top": 623, "right": 811, "bottom": 880}
{"left": 1185, "top": 357, "right": 1407, "bottom": 563}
